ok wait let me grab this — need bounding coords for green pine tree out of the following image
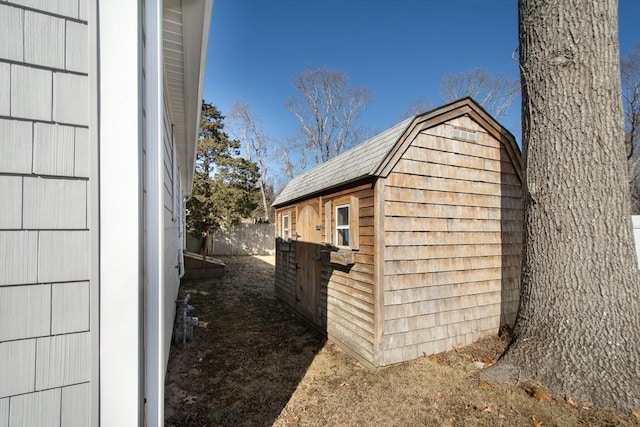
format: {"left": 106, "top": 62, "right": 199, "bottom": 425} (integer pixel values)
{"left": 187, "top": 102, "right": 260, "bottom": 253}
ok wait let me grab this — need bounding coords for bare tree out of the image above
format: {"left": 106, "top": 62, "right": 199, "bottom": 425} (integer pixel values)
{"left": 621, "top": 44, "right": 640, "bottom": 213}
{"left": 278, "top": 134, "right": 309, "bottom": 180}
{"left": 287, "top": 66, "right": 372, "bottom": 164}
{"left": 399, "top": 97, "right": 432, "bottom": 121}
{"left": 487, "top": 0, "right": 640, "bottom": 411}
{"left": 228, "top": 100, "right": 274, "bottom": 222}
{"left": 440, "top": 68, "right": 519, "bottom": 119}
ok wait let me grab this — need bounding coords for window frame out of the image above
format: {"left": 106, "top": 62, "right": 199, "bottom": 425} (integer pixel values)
{"left": 335, "top": 204, "right": 350, "bottom": 248}
{"left": 282, "top": 213, "right": 290, "bottom": 240}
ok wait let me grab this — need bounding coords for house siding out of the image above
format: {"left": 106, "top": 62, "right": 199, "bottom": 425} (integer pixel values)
{"left": 381, "top": 116, "right": 523, "bottom": 365}
{"left": 162, "top": 93, "right": 183, "bottom": 372}
{"left": 0, "top": 3, "right": 91, "bottom": 427}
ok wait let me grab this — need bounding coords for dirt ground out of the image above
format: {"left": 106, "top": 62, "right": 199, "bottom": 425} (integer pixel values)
{"left": 164, "top": 255, "right": 639, "bottom": 427}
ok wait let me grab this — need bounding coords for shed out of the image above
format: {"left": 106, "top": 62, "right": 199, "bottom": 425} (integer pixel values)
{"left": 272, "top": 98, "right": 523, "bottom": 368}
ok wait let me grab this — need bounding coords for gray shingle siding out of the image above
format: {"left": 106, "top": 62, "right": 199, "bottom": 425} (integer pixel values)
{"left": 0, "top": 2, "right": 91, "bottom": 425}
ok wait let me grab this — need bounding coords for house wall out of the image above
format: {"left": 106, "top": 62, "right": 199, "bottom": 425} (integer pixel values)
{"left": 0, "top": 1, "right": 91, "bottom": 426}
{"left": 162, "top": 94, "right": 183, "bottom": 372}
{"left": 380, "top": 116, "right": 523, "bottom": 365}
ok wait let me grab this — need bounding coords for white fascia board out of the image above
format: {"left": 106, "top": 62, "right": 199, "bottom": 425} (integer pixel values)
{"left": 98, "top": 1, "right": 143, "bottom": 426}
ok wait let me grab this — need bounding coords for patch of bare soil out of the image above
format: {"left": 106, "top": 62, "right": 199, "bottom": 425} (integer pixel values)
{"left": 165, "top": 256, "right": 639, "bottom": 427}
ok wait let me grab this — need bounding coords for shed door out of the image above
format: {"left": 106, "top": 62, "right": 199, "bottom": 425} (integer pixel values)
{"left": 295, "top": 204, "right": 322, "bottom": 326}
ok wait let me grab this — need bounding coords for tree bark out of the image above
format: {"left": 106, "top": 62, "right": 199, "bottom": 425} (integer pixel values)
{"left": 492, "top": 0, "right": 640, "bottom": 410}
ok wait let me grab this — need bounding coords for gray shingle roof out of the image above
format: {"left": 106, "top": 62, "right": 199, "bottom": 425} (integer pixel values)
{"left": 273, "top": 116, "right": 413, "bottom": 207}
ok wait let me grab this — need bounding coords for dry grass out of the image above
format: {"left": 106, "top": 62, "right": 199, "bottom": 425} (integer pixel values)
{"left": 165, "top": 256, "right": 639, "bottom": 427}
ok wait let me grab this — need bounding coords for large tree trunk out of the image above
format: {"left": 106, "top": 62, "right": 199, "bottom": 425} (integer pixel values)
{"left": 493, "top": 0, "right": 640, "bottom": 410}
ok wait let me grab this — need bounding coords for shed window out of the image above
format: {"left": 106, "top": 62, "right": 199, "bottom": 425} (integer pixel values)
{"left": 335, "top": 205, "right": 350, "bottom": 247}
{"left": 282, "top": 214, "right": 290, "bottom": 240}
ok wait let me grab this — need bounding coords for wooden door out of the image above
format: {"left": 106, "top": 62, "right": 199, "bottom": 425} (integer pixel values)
{"left": 295, "top": 204, "right": 322, "bottom": 326}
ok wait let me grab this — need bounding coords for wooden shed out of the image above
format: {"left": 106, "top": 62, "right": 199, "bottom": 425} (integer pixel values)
{"left": 272, "top": 98, "right": 523, "bottom": 368}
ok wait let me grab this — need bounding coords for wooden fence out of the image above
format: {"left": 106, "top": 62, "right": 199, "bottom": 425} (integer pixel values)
{"left": 187, "top": 223, "right": 275, "bottom": 256}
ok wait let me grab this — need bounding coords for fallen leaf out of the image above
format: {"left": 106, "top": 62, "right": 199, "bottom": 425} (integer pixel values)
{"left": 523, "top": 383, "right": 552, "bottom": 402}
{"left": 532, "top": 415, "right": 543, "bottom": 427}
{"left": 564, "top": 395, "right": 578, "bottom": 408}
{"left": 183, "top": 395, "right": 197, "bottom": 405}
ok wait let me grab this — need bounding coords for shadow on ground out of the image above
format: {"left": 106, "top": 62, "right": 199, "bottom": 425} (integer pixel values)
{"left": 164, "top": 255, "right": 324, "bottom": 427}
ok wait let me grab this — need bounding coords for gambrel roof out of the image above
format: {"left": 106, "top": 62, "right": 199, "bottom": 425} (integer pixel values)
{"left": 273, "top": 97, "right": 521, "bottom": 207}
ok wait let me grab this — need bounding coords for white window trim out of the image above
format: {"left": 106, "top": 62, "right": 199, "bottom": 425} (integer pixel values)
{"left": 335, "top": 204, "right": 350, "bottom": 248}
{"left": 282, "top": 214, "right": 290, "bottom": 240}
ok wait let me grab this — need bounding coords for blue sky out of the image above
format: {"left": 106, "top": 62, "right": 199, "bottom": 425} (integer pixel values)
{"left": 203, "top": 0, "right": 640, "bottom": 163}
